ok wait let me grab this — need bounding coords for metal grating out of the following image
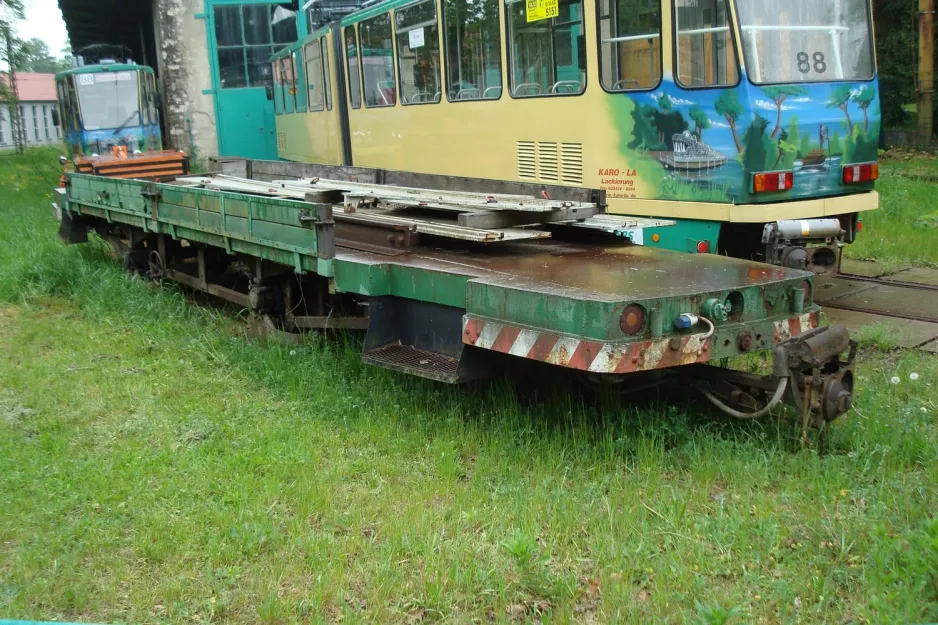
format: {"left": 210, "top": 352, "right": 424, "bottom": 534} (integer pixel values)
{"left": 517, "top": 141, "right": 536, "bottom": 180}
{"left": 364, "top": 342, "right": 460, "bottom": 380}
{"left": 537, "top": 142, "right": 559, "bottom": 182}
{"left": 560, "top": 143, "right": 583, "bottom": 185}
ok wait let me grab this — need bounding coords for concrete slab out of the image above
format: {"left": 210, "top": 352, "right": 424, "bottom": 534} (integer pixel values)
{"left": 921, "top": 340, "right": 938, "bottom": 354}
{"left": 815, "top": 277, "right": 876, "bottom": 302}
{"left": 822, "top": 308, "right": 938, "bottom": 349}
{"left": 821, "top": 284, "right": 938, "bottom": 322}
{"left": 884, "top": 267, "right": 938, "bottom": 286}
{"left": 840, "top": 258, "right": 893, "bottom": 277}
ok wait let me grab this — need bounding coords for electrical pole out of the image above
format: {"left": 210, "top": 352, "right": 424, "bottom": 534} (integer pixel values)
{"left": 918, "top": 0, "right": 935, "bottom": 142}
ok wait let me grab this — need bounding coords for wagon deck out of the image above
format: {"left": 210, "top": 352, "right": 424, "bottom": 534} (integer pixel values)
{"left": 54, "top": 171, "right": 856, "bottom": 427}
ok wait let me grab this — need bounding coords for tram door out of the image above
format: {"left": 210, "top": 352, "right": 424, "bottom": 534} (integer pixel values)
{"left": 207, "top": 1, "right": 298, "bottom": 159}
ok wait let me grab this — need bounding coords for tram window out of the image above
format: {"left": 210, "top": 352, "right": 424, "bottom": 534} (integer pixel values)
{"left": 735, "top": 0, "right": 874, "bottom": 84}
{"left": 149, "top": 75, "right": 160, "bottom": 125}
{"left": 293, "top": 49, "right": 308, "bottom": 112}
{"left": 345, "top": 27, "right": 363, "bottom": 109}
{"left": 281, "top": 54, "right": 298, "bottom": 113}
{"left": 66, "top": 78, "right": 81, "bottom": 131}
{"left": 273, "top": 58, "right": 287, "bottom": 114}
{"left": 322, "top": 40, "right": 333, "bottom": 111}
{"left": 506, "top": 0, "right": 586, "bottom": 97}
{"left": 395, "top": 0, "right": 442, "bottom": 105}
{"left": 442, "top": 0, "right": 502, "bottom": 101}
{"left": 598, "top": 0, "right": 660, "bottom": 91}
{"left": 674, "top": 0, "right": 738, "bottom": 88}
{"left": 360, "top": 14, "right": 397, "bottom": 107}
{"left": 305, "top": 41, "right": 326, "bottom": 112}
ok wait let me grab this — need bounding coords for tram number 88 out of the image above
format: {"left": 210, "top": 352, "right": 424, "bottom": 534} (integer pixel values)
{"left": 797, "top": 52, "right": 826, "bottom": 75}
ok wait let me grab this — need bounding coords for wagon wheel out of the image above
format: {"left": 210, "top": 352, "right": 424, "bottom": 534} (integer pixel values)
{"left": 147, "top": 249, "right": 165, "bottom": 283}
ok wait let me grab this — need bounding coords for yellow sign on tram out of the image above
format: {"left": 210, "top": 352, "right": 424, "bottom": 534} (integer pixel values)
{"left": 526, "top": 0, "right": 558, "bottom": 22}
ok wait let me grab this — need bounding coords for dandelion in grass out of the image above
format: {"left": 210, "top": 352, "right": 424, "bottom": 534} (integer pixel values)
{"left": 289, "top": 350, "right": 297, "bottom": 356}
{"left": 910, "top": 372, "right": 919, "bottom": 381}
{"left": 891, "top": 376, "right": 900, "bottom": 384}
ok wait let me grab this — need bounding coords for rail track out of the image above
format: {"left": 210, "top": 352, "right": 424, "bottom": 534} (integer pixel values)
{"left": 816, "top": 272, "right": 938, "bottom": 324}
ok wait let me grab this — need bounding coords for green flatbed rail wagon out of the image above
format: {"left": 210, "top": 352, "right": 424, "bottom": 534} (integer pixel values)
{"left": 53, "top": 171, "right": 857, "bottom": 427}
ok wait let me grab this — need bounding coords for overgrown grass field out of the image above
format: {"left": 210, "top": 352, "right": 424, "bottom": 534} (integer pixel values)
{"left": 1, "top": 150, "right": 937, "bottom": 624}
{"left": 845, "top": 154, "right": 938, "bottom": 266}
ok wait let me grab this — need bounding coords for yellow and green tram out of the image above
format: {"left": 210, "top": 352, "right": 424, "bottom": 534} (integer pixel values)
{"left": 270, "top": 0, "right": 879, "bottom": 270}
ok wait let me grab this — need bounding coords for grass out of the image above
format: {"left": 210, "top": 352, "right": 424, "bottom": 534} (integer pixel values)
{"left": 1, "top": 149, "right": 938, "bottom": 624}
{"left": 845, "top": 154, "right": 938, "bottom": 266}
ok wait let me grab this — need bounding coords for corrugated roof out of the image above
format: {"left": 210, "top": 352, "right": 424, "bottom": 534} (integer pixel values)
{"left": 0, "top": 73, "right": 57, "bottom": 102}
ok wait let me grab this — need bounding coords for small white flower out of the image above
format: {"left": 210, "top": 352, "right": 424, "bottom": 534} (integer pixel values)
{"left": 922, "top": 407, "right": 928, "bottom": 414}
{"left": 289, "top": 350, "right": 297, "bottom": 356}
{"left": 891, "top": 376, "right": 900, "bottom": 385}
{"left": 910, "top": 372, "right": 920, "bottom": 381}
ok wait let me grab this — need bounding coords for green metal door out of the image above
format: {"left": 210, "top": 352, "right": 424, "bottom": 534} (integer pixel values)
{"left": 206, "top": 0, "right": 299, "bottom": 159}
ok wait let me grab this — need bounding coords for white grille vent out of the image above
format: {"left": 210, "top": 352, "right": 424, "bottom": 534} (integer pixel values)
{"left": 517, "top": 141, "right": 536, "bottom": 180}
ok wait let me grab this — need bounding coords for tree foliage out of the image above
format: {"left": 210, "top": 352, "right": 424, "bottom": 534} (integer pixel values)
{"left": 872, "top": 0, "right": 916, "bottom": 127}
{"left": 9, "top": 38, "right": 70, "bottom": 73}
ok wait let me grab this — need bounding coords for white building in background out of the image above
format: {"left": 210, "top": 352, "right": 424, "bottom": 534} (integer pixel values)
{"left": 0, "top": 73, "right": 62, "bottom": 148}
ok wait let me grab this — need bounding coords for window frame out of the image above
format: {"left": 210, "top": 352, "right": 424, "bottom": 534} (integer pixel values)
{"left": 730, "top": 0, "right": 876, "bottom": 87}
{"left": 671, "top": 0, "right": 741, "bottom": 91}
{"left": 359, "top": 12, "right": 398, "bottom": 109}
{"left": 594, "top": 0, "right": 662, "bottom": 93}
{"left": 504, "top": 0, "right": 589, "bottom": 100}
{"left": 213, "top": 4, "right": 295, "bottom": 91}
{"left": 304, "top": 39, "right": 326, "bottom": 112}
{"left": 441, "top": 0, "right": 504, "bottom": 103}
{"left": 344, "top": 25, "right": 364, "bottom": 110}
{"left": 293, "top": 48, "right": 309, "bottom": 112}
{"left": 394, "top": 0, "right": 443, "bottom": 106}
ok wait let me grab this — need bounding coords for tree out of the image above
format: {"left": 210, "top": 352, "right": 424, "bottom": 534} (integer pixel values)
{"left": 658, "top": 93, "right": 673, "bottom": 112}
{"left": 689, "top": 105, "right": 710, "bottom": 141}
{"left": 762, "top": 86, "right": 807, "bottom": 139}
{"left": 827, "top": 85, "right": 854, "bottom": 135}
{"left": 714, "top": 90, "right": 744, "bottom": 153}
{"left": 852, "top": 85, "right": 876, "bottom": 133}
{"left": 10, "top": 38, "right": 70, "bottom": 73}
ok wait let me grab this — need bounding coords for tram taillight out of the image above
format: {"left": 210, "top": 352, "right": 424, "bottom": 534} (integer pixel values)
{"left": 843, "top": 163, "right": 879, "bottom": 184}
{"left": 752, "top": 171, "right": 794, "bottom": 194}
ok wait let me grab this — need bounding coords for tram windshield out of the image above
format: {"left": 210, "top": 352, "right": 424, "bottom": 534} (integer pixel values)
{"left": 735, "top": 0, "right": 874, "bottom": 84}
{"left": 76, "top": 70, "right": 141, "bottom": 131}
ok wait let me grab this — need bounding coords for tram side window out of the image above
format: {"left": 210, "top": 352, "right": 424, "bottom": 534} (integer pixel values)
{"left": 598, "top": 0, "right": 660, "bottom": 91}
{"left": 294, "top": 49, "right": 308, "bottom": 112}
{"left": 306, "top": 41, "right": 326, "bottom": 112}
{"left": 396, "top": 0, "right": 442, "bottom": 104}
{"left": 443, "top": 0, "right": 502, "bottom": 101}
{"left": 322, "top": 40, "right": 333, "bottom": 111}
{"left": 56, "top": 80, "right": 72, "bottom": 132}
{"left": 674, "top": 0, "right": 738, "bottom": 88}
{"left": 359, "top": 13, "right": 397, "bottom": 107}
{"left": 282, "top": 54, "right": 298, "bottom": 113}
{"left": 66, "top": 77, "right": 81, "bottom": 131}
{"left": 143, "top": 74, "right": 160, "bottom": 126}
{"left": 273, "top": 59, "right": 285, "bottom": 114}
{"left": 345, "top": 27, "right": 363, "bottom": 109}
{"left": 506, "top": 0, "right": 586, "bottom": 97}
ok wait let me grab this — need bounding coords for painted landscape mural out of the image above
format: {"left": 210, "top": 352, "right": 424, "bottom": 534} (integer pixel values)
{"left": 607, "top": 74, "right": 881, "bottom": 204}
